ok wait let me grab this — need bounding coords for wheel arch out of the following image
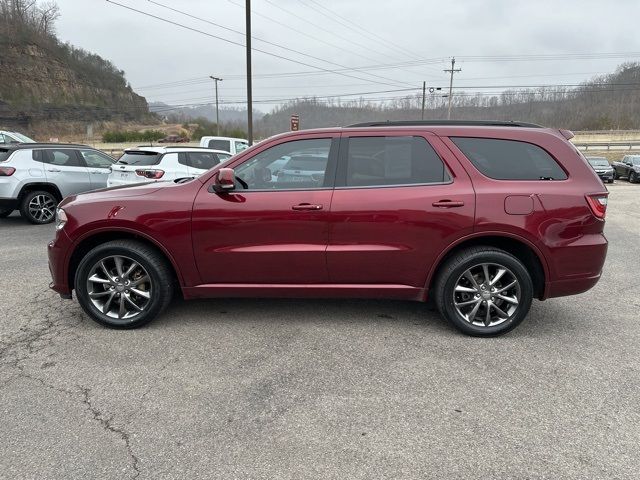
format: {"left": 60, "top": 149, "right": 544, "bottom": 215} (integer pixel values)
{"left": 427, "top": 233, "right": 548, "bottom": 300}
{"left": 18, "top": 183, "right": 63, "bottom": 202}
{"left": 67, "top": 229, "right": 183, "bottom": 296}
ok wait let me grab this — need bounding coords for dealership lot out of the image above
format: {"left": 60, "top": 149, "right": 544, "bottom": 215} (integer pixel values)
{"left": 0, "top": 184, "right": 638, "bottom": 479}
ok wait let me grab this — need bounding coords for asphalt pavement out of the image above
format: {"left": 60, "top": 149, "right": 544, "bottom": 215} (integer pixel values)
{"left": 1, "top": 183, "right": 638, "bottom": 479}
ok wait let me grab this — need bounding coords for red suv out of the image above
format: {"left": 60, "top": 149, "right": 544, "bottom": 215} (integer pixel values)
{"left": 48, "top": 121, "right": 608, "bottom": 336}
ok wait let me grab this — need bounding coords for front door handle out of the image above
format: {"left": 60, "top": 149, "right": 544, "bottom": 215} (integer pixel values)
{"left": 47, "top": 168, "right": 61, "bottom": 173}
{"left": 292, "top": 203, "right": 323, "bottom": 211}
{"left": 432, "top": 200, "right": 465, "bottom": 208}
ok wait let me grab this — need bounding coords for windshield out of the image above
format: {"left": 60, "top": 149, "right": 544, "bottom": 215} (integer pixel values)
{"left": 117, "top": 151, "right": 161, "bottom": 165}
{"left": 587, "top": 158, "right": 609, "bottom": 167}
{"left": 11, "top": 132, "right": 35, "bottom": 143}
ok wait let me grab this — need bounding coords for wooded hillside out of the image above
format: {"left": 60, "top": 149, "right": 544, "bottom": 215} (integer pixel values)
{"left": 0, "top": 0, "right": 150, "bottom": 130}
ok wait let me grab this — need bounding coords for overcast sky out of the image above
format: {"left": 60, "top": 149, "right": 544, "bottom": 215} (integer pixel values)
{"left": 53, "top": 0, "right": 640, "bottom": 112}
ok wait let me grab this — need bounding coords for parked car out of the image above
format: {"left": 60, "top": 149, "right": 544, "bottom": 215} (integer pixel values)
{"left": 49, "top": 120, "right": 608, "bottom": 336}
{"left": 0, "top": 143, "right": 115, "bottom": 223}
{"left": 198, "top": 136, "right": 248, "bottom": 155}
{"left": 157, "top": 135, "right": 189, "bottom": 144}
{"left": 612, "top": 155, "right": 640, "bottom": 183}
{"left": 585, "top": 156, "right": 614, "bottom": 183}
{"left": 107, "top": 146, "right": 231, "bottom": 188}
{"left": 0, "top": 130, "right": 36, "bottom": 144}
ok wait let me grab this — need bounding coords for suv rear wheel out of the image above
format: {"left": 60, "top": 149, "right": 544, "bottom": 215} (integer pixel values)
{"left": 20, "top": 190, "right": 58, "bottom": 224}
{"left": 75, "top": 240, "right": 173, "bottom": 328}
{"left": 433, "top": 247, "right": 533, "bottom": 336}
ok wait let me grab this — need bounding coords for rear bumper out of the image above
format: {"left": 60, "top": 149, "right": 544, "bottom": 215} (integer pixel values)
{"left": 542, "top": 233, "right": 607, "bottom": 299}
{"left": 47, "top": 229, "right": 73, "bottom": 298}
{"left": 544, "top": 273, "right": 602, "bottom": 299}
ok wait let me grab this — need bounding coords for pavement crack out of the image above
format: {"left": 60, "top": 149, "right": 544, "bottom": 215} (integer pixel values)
{"left": 80, "top": 386, "right": 141, "bottom": 479}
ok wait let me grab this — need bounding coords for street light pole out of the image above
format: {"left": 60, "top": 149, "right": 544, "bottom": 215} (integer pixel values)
{"left": 210, "top": 76, "right": 222, "bottom": 136}
{"left": 245, "top": 0, "right": 253, "bottom": 145}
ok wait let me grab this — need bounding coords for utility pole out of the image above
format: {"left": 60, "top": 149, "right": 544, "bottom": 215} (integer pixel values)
{"left": 245, "top": 0, "right": 253, "bottom": 145}
{"left": 444, "top": 57, "right": 461, "bottom": 120}
{"left": 210, "top": 76, "right": 222, "bottom": 136}
{"left": 421, "top": 81, "right": 426, "bottom": 120}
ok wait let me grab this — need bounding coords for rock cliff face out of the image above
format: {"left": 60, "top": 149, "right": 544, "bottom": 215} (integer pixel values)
{"left": 0, "top": 40, "right": 149, "bottom": 123}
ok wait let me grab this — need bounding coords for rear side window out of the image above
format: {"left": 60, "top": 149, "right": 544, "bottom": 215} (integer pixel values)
{"left": 451, "top": 137, "right": 567, "bottom": 180}
{"left": 207, "top": 139, "right": 231, "bottom": 152}
{"left": 33, "top": 149, "right": 82, "bottom": 167}
{"left": 343, "top": 136, "right": 450, "bottom": 187}
{"left": 117, "top": 151, "right": 161, "bottom": 166}
{"left": 0, "top": 148, "right": 11, "bottom": 161}
{"left": 187, "top": 152, "right": 221, "bottom": 170}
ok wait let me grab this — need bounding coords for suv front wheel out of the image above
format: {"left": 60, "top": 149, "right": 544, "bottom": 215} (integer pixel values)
{"left": 433, "top": 247, "right": 534, "bottom": 336}
{"left": 75, "top": 240, "right": 174, "bottom": 328}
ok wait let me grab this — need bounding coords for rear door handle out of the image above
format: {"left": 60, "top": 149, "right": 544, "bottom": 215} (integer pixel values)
{"left": 432, "top": 200, "right": 465, "bottom": 208}
{"left": 47, "top": 168, "right": 61, "bottom": 173}
{"left": 292, "top": 203, "right": 323, "bottom": 211}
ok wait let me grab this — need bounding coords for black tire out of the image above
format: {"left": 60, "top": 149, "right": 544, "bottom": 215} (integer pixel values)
{"left": 74, "top": 240, "right": 174, "bottom": 329}
{"left": 20, "top": 190, "right": 58, "bottom": 224}
{"left": 630, "top": 171, "right": 638, "bottom": 183}
{"left": 613, "top": 170, "right": 618, "bottom": 180}
{"left": 433, "top": 246, "right": 534, "bottom": 337}
{"left": 0, "top": 208, "right": 13, "bottom": 218}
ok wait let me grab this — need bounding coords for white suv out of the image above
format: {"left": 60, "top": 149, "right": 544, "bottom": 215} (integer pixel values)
{"left": 107, "top": 146, "right": 232, "bottom": 188}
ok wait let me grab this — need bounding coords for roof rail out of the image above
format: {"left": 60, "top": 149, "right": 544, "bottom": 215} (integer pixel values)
{"left": 345, "top": 120, "right": 544, "bottom": 128}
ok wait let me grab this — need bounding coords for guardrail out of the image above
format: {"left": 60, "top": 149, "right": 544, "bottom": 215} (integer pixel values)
{"left": 573, "top": 142, "right": 640, "bottom": 151}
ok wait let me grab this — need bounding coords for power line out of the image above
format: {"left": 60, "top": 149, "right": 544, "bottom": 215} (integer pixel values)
{"left": 104, "top": 0, "right": 410, "bottom": 88}
{"left": 303, "top": 0, "right": 427, "bottom": 63}
{"left": 225, "top": 0, "right": 399, "bottom": 67}
{"left": 146, "top": 0, "right": 414, "bottom": 88}
{"left": 260, "top": 0, "right": 419, "bottom": 70}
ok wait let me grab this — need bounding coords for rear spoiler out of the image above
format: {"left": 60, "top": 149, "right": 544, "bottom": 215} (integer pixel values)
{"left": 558, "top": 129, "right": 574, "bottom": 140}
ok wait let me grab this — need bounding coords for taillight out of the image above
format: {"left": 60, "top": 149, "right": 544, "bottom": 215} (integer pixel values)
{"left": 135, "top": 169, "right": 164, "bottom": 179}
{"left": 0, "top": 166, "right": 16, "bottom": 176}
{"left": 585, "top": 193, "right": 608, "bottom": 219}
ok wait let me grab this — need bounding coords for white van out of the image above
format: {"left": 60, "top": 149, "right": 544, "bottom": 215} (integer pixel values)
{"left": 198, "top": 136, "right": 249, "bottom": 155}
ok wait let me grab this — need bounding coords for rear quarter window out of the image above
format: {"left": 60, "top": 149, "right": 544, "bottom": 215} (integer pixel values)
{"left": 0, "top": 149, "right": 11, "bottom": 162}
{"left": 207, "top": 139, "right": 231, "bottom": 152}
{"left": 451, "top": 137, "right": 567, "bottom": 180}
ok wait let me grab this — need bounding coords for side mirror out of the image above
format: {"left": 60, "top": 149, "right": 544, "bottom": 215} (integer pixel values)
{"left": 212, "top": 167, "right": 236, "bottom": 193}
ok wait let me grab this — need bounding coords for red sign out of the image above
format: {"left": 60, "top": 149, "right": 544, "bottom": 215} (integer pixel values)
{"left": 290, "top": 114, "right": 300, "bottom": 131}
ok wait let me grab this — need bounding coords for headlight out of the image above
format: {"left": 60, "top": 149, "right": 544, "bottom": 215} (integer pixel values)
{"left": 55, "top": 208, "right": 68, "bottom": 231}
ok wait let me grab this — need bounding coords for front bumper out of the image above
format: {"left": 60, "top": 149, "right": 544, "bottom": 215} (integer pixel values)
{"left": 595, "top": 171, "right": 614, "bottom": 182}
{"left": 48, "top": 229, "right": 73, "bottom": 298}
{"left": 0, "top": 197, "right": 19, "bottom": 211}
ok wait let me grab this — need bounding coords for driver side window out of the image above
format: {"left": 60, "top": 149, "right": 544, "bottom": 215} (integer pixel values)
{"left": 234, "top": 138, "right": 332, "bottom": 190}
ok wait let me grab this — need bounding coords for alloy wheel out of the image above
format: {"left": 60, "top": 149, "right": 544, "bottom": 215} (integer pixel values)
{"left": 28, "top": 193, "right": 56, "bottom": 223}
{"left": 453, "top": 263, "right": 521, "bottom": 327}
{"left": 86, "top": 255, "right": 153, "bottom": 321}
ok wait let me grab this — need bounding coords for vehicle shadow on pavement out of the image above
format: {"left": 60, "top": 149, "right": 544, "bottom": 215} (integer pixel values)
{"left": 154, "top": 297, "right": 453, "bottom": 331}
{"left": 144, "top": 296, "right": 566, "bottom": 339}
